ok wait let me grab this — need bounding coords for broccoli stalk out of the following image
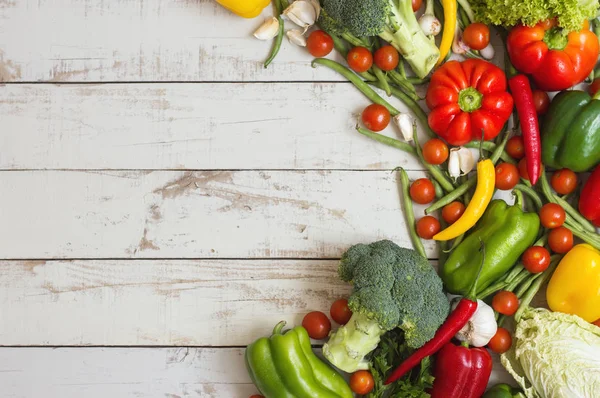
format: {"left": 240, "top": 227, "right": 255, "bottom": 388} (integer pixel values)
{"left": 322, "top": 240, "right": 449, "bottom": 373}
{"left": 320, "top": 0, "right": 440, "bottom": 78}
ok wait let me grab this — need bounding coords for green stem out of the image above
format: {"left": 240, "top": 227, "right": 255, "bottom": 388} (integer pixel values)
{"left": 457, "top": 0, "right": 475, "bottom": 23}
{"left": 513, "top": 184, "right": 543, "bottom": 209}
{"left": 356, "top": 126, "right": 417, "bottom": 155}
{"left": 273, "top": 320, "right": 286, "bottom": 335}
{"left": 464, "top": 141, "right": 515, "bottom": 164}
{"left": 340, "top": 32, "right": 371, "bottom": 49}
{"left": 264, "top": 16, "right": 284, "bottom": 68}
{"left": 312, "top": 59, "right": 399, "bottom": 115}
{"left": 466, "top": 241, "right": 486, "bottom": 300}
{"left": 413, "top": 123, "right": 456, "bottom": 192}
{"left": 443, "top": 234, "right": 465, "bottom": 253}
{"left": 372, "top": 65, "right": 392, "bottom": 97}
{"left": 398, "top": 168, "right": 428, "bottom": 259}
{"left": 513, "top": 189, "right": 524, "bottom": 209}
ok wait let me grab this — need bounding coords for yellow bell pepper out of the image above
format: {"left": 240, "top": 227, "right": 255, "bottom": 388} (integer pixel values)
{"left": 216, "top": 0, "right": 271, "bottom": 18}
{"left": 547, "top": 244, "right": 600, "bottom": 323}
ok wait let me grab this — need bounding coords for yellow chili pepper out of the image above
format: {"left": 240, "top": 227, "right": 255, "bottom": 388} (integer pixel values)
{"left": 216, "top": 0, "right": 271, "bottom": 18}
{"left": 435, "top": 0, "right": 457, "bottom": 67}
{"left": 547, "top": 244, "right": 600, "bottom": 323}
{"left": 433, "top": 159, "right": 495, "bottom": 241}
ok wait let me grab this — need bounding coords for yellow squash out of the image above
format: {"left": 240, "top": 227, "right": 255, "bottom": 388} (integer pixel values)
{"left": 547, "top": 244, "right": 600, "bottom": 323}
{"left": 216, "top": 0, "right": 271, "bottom": 18}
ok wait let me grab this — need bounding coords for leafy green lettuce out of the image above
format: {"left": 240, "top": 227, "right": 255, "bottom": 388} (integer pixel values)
{"left": 470, "top": 0, "right": 599, "bottom": 33}
{"left": 501, "top": 307, "right": 600, "bottom": 398}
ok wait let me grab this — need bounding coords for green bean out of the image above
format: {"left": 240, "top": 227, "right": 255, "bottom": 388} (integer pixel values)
{"left": 398, "top": 60, "right": 407, "bottom": 78}
{"left": 426, "top": 178, "right": 476, "bottom": 214}
{"left": 444, "top": 234, "right": 465, "bottom": 253}
{"left": 407, "top": 76, "right": 430, "bottom": 85}
{"left": 458, "top": 6, "right": 470, "bottom": 29}
{"left": 540, "top": 171, "right": 597, "bottom": 233}
{"left": 264, "top": 16, "right": 284, "bottom": 68}
{"left": 464, "top": 141, "right": 515, "bottom": 164}
{"left": 477, "top": 266, "right": 526, "bottom": 299}
{"left": 564, "top": 222, "right": 600, "bottom": 250}
{"left": 388, "top": 70, "right": 419, "bottom": 101}
{"left": 413, "top": 123, "right": 456, "bottom": 192}
{"left": 514, "top": 272, "right": 542, "bottom": 299}
{"left": 356, "top": 126, "right": 417, "bottom": 156}
{"left": 367, "top": 81, "right": 437, "bottom": 139}
{"left": 312, "top": 59, "right": 399, "bottom": 115}
{"left": 505, "top": 267, "right": 534, "bottom": 292}
{"left": 372, "top": 65, "right": 392, "bottom": 97}
{"left": 457, "top": 0, "right": 475, "bottom": 22}
{"left": 514, "top": 256, "right": 561, "bottom": 321}
{"left": 279, "top": 0, "right": 289, "bottom": 8}
{"left": 513, "top": 184, "right": 543, "bottom": 209}
{"left": 513, "top": 189, "right": 524, "bottom": 210}
{"left": 398, "top": 168, "right": 428, "bottom": 258}
{"left": 325, "top": 30, "right": 348, "bottom": 58}
{"left": 505, "top": 264, "right": 526, "bottom": 284}
{"left": 341, "top": 32, "right": 371, "bottom": 49}
{"left": 433, "top": 179, "right": 444, "bottom": 199}
{"left": 437, "top": 182, "right": 450, "bottom": 266}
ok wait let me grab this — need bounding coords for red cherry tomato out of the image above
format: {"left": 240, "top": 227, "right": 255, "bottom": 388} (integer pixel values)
{"left": 488, "top": 327, "right": 512, "bottom": 354}
{"left": 492, "top": 291, "right": 519, "bottom": 316}
{"left": 551, "top": 169, "right": 577, "bottom": 195}
{"left": 463, "top": 23, "right": 490, "bottom": 50}
{"left": 347, "top": 46, "right": 373, "bottom": 73}
{"left": 539, "top": 203, "right": 566, "bottom": 229}
{"left": 411, "top": 0, "right": 423, "bottom": 11}
{"left": 518, "top": 158, "right": 530, "bottom": 181}
{"left": 302, "top": 311, "right": 331, "bottom": 340}
{"left": 416, "top": 216, "right": 441, "bottom": 239}
{"left": 361, "top": 104, "right": 390, "bottom": 132}
{"left": 374, "top": 45, "right": 400, "bottom": 71}
{"left": 532, "top": 90, "right": 550, "bottom": 115}
{"left": 495, "top": 162, "right": 520, "bottom": 190}
{"left": 522, "top": 246, "right": 551, "bottom": 273}
{"left": 410, "top": 178, "right": 436, "bottom": 204}
{"left": 442, "top": 201, "right": 466, "bottom": 224}
{"left": 350, "top": 370, "right": 375, "bottom": 395}
{"left": 590, "top": 78, "right": 600, "bottom": 97}
{"left": 330, "top": 299, "right": 352, "bottom": 325}
{"left": 422, "top": 138, "right": 449, "bottom": 165}
{"left": 506, "top": 136, "right": 525, "bottom": 160}
{"left": 306, "top": 30, "right": 334, "bottom": 58}
{"left": 548, "top": 226, "right": 573, "bottom": 254}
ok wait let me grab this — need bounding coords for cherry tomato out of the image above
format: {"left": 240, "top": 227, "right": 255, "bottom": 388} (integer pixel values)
{"left": 442, "top": 201, "right": 466, "bottom": 224}
{"left": 347, "top": 46, "right": 373, "bottom": 73}
{"left": 590, "top": 78, "right": 600, "bottom": 97}
{"left": 361, "top": 104, "right": 390, "bottom": 132}
{"left": 306, "top": 30, "right": 334, "bottom": 58}
{"left": 548, "top": 226, "right": 573, "bottom": 254}
{"left": 594, "top": 319, "right": 600, "bottom": 328}
{"left": 416, "top": 216, "right": 441, "bottom": 239}
{"left": 411, "top": 0, "right": 423, "bottom": 11}
{"left": 302, "top": 311, "right": 331, "bottom": 340}
{"left": 518, "top": 158, "right": 530, "bottom": 181}
{"left": 539, "top": 203, "right": 566, "bottom": 229}
{"left": 532, "top": 90, "right": 550, "bottom": 115}
{"left": 492, "top": 291, "right": 519, "bottom": 316}
{"left": 330, "top": 298, "right": 352, "bottom": 325}
{"left": 551, "top": 169, "right": 577, "bottom": 195}
{"left": 350, "top": 370, "right": 375, "bottom": 395}
{"left": 522, "top": 246, "right": 551, "bottom": 273}
{"left": 410, "top": 178, "right": 436, "bottom": 204}
{"left": 463, "top": 23, "right": 490, "bottom": 51}
{"left": 422, "top": 138, "right": 449, "bottom": 165}
{"left": 495, "top": 162, "right": 520, "bottom": 190}
{"left": 374, "top": 45, "right": 400, "bottom": 71}
{"left": 506, "top": 136, "right": 525, "bottom": 160}
{"left": 488, "top": 327, "right": 512, "bottom": 354}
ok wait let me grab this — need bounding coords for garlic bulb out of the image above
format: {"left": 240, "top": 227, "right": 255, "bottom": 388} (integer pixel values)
{"left": 448, "top": 147, "right": 475, "bottom": 179}
{"left": 286, "top": 29, "right": 307, "bottom": 47}
{"left": 452, "top": 22, "right": 469, "bottom": 55}
{"left": 454, "top": 299, "right": 498, "bottom": 347}
{"left": 479, "top": 43, "right": 495, "bottom": 60}
{"left": 253, "top": 17, "right": 280, "bottom": 41}
{"left": 419, "top": 14, "right": 441, "bottom": 36}
{"left": 393, "top": 114, "right": 414, "bottom": 142}
{"left": 283, "top": 0, "right": 317, "bottom": 30}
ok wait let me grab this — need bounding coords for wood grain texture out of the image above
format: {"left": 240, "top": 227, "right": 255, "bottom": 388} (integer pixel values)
{"left": 0, "top": 347, "right": 515, "bottom": 397}
{"left": 0, "top": 170, "right": 438, "bottom": 259}
{"left": 0, "top": 259, "right": 351, "bottom": 346}
{"left": 0, "top": 83, "right": 429, "bottom": 170}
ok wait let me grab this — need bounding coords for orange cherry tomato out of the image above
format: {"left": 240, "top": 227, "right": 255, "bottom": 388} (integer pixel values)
{"left": 362, "top": 104, "right": 390, "bottom": 132}
{"left": 548, "top": 226, "right": 573, "bottom": 254}
{"left": 422, "top": 138, "right": 449, "bottom": 165}
{"left": 488, "top": 327, "right": 512, "bottom": 354}
{"left": 495, "top": 162, "right": 520, "bottom": 190}
{"left": 374, "top": 45, "right": 400, "bottom": 71}
{"left": 551, "top": 169, "right": 577, "bottom": 195}
{"left": 442, "top": 201, "right": 466, "bottom": 224}
{"left": 492, "top": 291, "right": 519, "bottom": 316}
{"left": 518, "top": 158, "right": 530, "bottom": 181}
{"left": 506, "top": 136, "right": 525, "bottom": 160}
{"left": 410, "top": 178, "right": 436, "bottom": 204}
{"left": 306, "top": 30, "right": 334, "bottom": 58}
{"left": 347, "top": 46, "right": 373, "bottom": 73}
{"left": 416, "top": 216, "right": 441, "bottom": 239}
{"left": 350, "top": 370, "right": 375, "bottom": 395}
{"left": 463, "top": 23, "right": 490, "bottom": 50}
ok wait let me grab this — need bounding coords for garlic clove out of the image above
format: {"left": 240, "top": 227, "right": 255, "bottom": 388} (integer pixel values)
{"left": 283, "top": 0, "right": 317, "bottom": 29}
{"left": 419, "top": 14, "right": 441, "bottom": 36}
{"left": 479, "top": 43, "right": 495, "bottom": 60}
{"left": 253, "top": 17, "right": 280, "bottom": 41}
{"left": 456, "top": 147, "right": 475, "bottom": 174}
{"left": 452, "top": 22, "right": 469, "bottom": 55}
{"left": 309, "top": 0, "right": 321, "bottom": 20}
{"left": 393, "top": 114, "right": 415, "bottom": 142}
{"left": 286, "top": 29, "right": 307, "bottom": 47}
{"left": 448, "top": 148, "right": 461, "bottom": 179}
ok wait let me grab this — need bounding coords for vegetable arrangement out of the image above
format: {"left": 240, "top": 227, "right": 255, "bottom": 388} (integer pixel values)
{"left": 218, "top": 0, "right": 600, "bottom": 396}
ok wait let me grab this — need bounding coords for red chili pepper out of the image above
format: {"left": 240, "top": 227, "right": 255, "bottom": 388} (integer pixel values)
{"left": 579, "top": 166, "right": 600, "bottom": 227}
{"left": 430, "top": 342, "right": 493, "bottom": 398}
{"left": 509, "top": 75, "right": 541, "bottom": 185}
{"left": 384, "top": 243, "right": 486, "bottom": 385}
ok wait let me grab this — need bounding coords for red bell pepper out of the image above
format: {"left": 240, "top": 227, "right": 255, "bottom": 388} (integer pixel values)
{"left": 430, "top": 342, "right": 493, "bottom": 398}
{"left": 507, "top": 20, "right": 599, "bottom": 92}
{"left": 579, "top": 166, "right": 600, "bottom": 227}
{"left": 426, "top": 59, "right": 513, "bottom": 146}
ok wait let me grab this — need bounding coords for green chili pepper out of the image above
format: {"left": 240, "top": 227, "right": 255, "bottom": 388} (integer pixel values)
{"left": 246, "top": 322, "right": 353, "bottom": 398}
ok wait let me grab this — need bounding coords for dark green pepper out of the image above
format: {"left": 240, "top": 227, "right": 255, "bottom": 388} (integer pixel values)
{"left": 542, "top": 90, "right": 600, "bottom": 172}
{"left": 483, "top": 383, "right": 524, "bottom": 398}
{"left": 245, "top": 321, "right": 353, "bottom": 398}
{"left": 441, "top": 200, "right": 540, "bottom": 295}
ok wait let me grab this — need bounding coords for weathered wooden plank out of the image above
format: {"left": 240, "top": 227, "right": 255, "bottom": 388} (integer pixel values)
{"left": 0, "top": 170, "right": 438, "bottom": 259}
{"left": 0, "top": 83, "right": 428, "bottom": 170}
{"left": 0, "top": 347, "right": 515, "bottom": 397}
{"left": 0, "top": 259, "right": 351, "bottom": 346}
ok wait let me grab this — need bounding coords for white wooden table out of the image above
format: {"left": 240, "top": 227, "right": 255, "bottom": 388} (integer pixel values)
{"left": 0, "top": 1, "right": 515, "bottom": 396}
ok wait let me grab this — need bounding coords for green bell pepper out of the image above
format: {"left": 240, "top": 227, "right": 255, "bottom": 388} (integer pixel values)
{"left": 245, "top": 321, "right": 353, "bottom": 398}
{"left": 441, "top": 200, "right": 540, "bottom": 295}
{"left": 483, "top": 383, "right": 524, "bottom": 398}
{"left": 542, "top": 90, "right": 600, "bottom": 172}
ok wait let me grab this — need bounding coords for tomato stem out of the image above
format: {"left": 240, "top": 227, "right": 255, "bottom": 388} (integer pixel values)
{"left": 458, "top": 87, "right": 483, "bottom": 112}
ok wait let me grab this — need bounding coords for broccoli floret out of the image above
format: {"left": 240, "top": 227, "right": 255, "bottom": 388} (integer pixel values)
{"left": 320, "top": 0, "right": 440, "bottom": 78}
{"left": 323, "top": 240, "right": 449, "bottom": 373}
